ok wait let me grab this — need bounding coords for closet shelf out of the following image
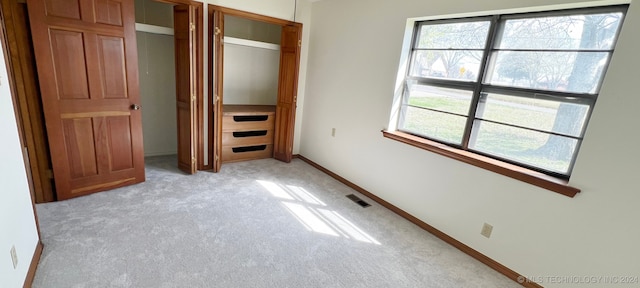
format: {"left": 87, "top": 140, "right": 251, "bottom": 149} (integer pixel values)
{"left": 224, "top": 37, "right": 280, "bottom": 51}
{"left": 135, "top": 23, "right": 174, "bottom": 36}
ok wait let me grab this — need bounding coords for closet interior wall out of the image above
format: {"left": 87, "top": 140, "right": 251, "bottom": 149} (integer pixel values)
{"left": 134, "top": 0, "right": 178, "bottom": 157}
{"left": 223, "top": 16, "right": 281, "bottom": 106}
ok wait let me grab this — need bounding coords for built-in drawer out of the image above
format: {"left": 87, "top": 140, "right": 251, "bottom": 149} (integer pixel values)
{"left": 221, "top": 144, "right": 273, "bottom": 163}
{"left": 221, "top": 105, "right": 276, "bottom": 163}
{"left": 222, "top": 129, "right": 273, "bottom": 147}
{"left": 222, "top": 114, "right": 275, "bottom": 132}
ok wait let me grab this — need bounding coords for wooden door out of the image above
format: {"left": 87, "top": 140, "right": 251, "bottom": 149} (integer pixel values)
{"left": 211, "top": 9, "right": 223, "bottom": 172}
{"left": 273, "top": 24, "right": 302, "bottom": 163}
{"left": 27, "top": 0, "right": 145, "bottom": 200}
{"left": 174, "top": 4, "right": 197, "bottom": 174}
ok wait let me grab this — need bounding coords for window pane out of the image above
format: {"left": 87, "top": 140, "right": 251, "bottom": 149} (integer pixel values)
{"left": 406, "top": 82, "right": 472, "bottom": 115}
{"left": 410, "top": 50, "right": 483, "bottom": 81}
{"left": 469, "top": 120, "right": 577, "bottom": 174}
{"left": 400, "top": 106, "right": 467, "bottom": 144}
{"left": 486, "top": 51, "right": 609, "bottom": 94}
{"left": 476, "top": 93, "right": 589, "bottom": 137}
{"left": 416, "top": 21, "right": 490, "bottom": 49}
{"left": 497, "top": 13, "right": 624, "bottom": 50}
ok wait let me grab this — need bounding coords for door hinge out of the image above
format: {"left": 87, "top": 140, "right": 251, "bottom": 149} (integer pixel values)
{"left": 298, "top": 40, "right": 302, "bottom": 47}
{"left": 192, "top": 157, "right": 196, "bottom": 165}
{"left": 214, "top": 27, "right": 221, "bottom": 36}
{"left": 191, "top": 94, "right": 196, "bottom": 102}
{"left": 215, "top": 95, "right": 220, "bottom": 103}
{"left": 215, "top": 154, "right": 219, "bottom": 162}
{"left": 46, "top": 169, "right": 54, "bottom": 179}
{"left": 190, "top": 23, "right": 196, "bottom": 31}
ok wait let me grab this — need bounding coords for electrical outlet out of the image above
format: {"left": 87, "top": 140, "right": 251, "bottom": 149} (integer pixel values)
{"left": 331, "top": 128, "right": 336, "bottom": 137}
{"left": 10, "top": 245, "right": 18, "bottom": 269}
{"left": 481, "top": 223, "right": 493, "bottom": 238}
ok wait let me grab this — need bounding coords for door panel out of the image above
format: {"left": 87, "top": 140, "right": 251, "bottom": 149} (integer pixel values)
{"left": 28, "top": 0, "right": 144, "bottom": 200}
{"left": 95, "top": 0, "right": 123, "bottom": 26}
{"left": 174, "top": 4, "right": 197, "bottom": 174}
{"left": 106, "top": 116, "right": 134, "bottom": 171}
{"left": 63, "top": 118, "right": 98, "bottom": 178}
{"left": 50, "top": 29, "right": 90, "bottom": 99}
{"left": 273, "top": 24, "right": 302, "bottom": 163}
{"left": 44, "top": 0, "right": 81, "bottom": 19}
{"left": 97, "top": 35, "right": 127, "bottom": 99}
{"left": 177, "top": 107, "right": 192, "bottom": 172}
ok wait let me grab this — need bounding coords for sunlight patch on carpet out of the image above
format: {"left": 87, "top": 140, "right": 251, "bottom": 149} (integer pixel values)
{"left": 258, "top": 180, "right": 380, "bottom": 245}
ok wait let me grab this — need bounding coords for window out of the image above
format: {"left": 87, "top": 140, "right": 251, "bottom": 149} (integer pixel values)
{"left": 396, "top": 6, "right": 627, "bottom": 179}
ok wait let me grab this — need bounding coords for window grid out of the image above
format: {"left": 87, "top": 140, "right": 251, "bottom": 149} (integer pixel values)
{"left": 398, "top": 6, "right": 627, "bottom": 178}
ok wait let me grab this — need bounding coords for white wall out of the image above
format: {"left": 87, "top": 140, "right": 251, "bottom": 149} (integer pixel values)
{"left": 0, "top": 43, "right": 40, "bottom": 287}
{"left": 301, "top": 0, "right": 640, "bottom": 287}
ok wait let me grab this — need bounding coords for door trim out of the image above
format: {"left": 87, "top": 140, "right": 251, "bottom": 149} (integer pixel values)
{"left": 0, "top": 0, "right": 55, "bottom": 203}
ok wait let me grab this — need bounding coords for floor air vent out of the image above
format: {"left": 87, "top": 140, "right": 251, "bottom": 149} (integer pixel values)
{"left": 346, "top": 194, "right": 371, "bottom": 208}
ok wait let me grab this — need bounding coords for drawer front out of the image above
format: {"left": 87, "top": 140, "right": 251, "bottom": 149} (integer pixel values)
{"left": 222, "top": 114, "right": 275, "bottom": 132}
{"left": 222, "top": 130, "right": 273, "bottom": 147}
{"left": 221, "top": 144, "right": 273, "bottom": 163}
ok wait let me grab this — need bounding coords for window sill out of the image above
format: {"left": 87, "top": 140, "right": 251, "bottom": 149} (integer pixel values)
{"left": 382, "top": 130, "right": 580, "bottom": 198}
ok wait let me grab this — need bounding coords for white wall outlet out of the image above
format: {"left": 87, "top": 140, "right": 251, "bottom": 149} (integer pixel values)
{"left": 481, "top": 223, "right": 493, "bottom": 238}
{"left": 331, "top": 128, "right": 336, "bottom": 137}
{"left": 10, "top": 245, "right": 18, "bottom": 269}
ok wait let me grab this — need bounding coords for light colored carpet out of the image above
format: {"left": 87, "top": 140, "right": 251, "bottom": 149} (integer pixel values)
{"left": 33, "top": 156, "right": 519, "bottom": 288}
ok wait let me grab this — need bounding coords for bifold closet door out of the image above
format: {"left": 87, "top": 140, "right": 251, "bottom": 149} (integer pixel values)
{"left": 211, "top": 8, "right": 224, "bottom": 172}
{"left": 273, "top": 24, "right": 302, "bottom": 163}
{"left": 175, "top": 4, "right": 197, "bottom": 174}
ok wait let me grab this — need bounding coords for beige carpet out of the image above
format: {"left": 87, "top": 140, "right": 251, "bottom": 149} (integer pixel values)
{"left": 32, "top": 155, "right": 519, "bottom": 287}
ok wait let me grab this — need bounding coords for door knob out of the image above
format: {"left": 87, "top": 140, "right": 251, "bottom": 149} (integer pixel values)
{"left": 131, "top": 104, "right": 141, "bottom": 110}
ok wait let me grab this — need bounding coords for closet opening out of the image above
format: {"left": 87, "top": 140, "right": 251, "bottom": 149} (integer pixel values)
{"left": 209, "top": 5, "right": 302, "bottom": 172}
{"left": 220, "top": 15, "right": 281, "bottom": 163}
{"left": 135, "top": 0, "right": 179, "bottom": 168}
{"left": 135, "top": 0, "right": 204, "bottom": 176}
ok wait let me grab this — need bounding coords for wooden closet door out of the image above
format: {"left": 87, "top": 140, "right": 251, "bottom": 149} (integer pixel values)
{"left": 273, "top": 24, "right": 302, "bottom": 163}
{"left": 27, "top": 0, "right": 145, "bottom": 200}
{"left": 211, "top": 8, "right": 224, "bottom": 172}
{"left": 174, "top": 4, "right": 197, "bottom": 174}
